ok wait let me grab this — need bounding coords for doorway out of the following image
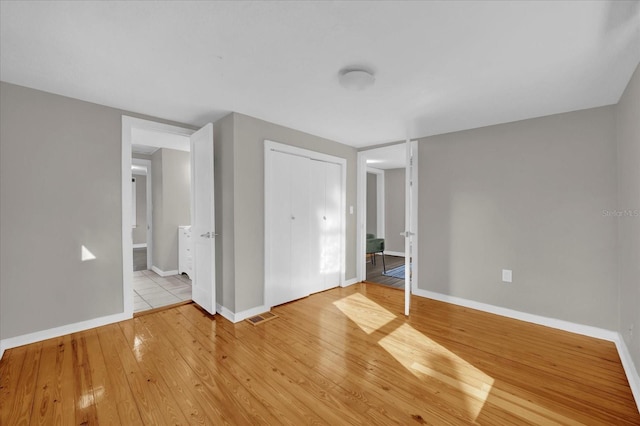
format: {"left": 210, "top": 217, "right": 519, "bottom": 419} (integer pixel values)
{"left": 130, "top": 141, "right": 192, "bottom": 313}
{"left": 132, "top": 158, "right": 152, "bottom": 272}
{"left": 123, "top": 117, "right": 217, "bottom": 316}
{"left": 364, "top": 166, "right": 403, "bottom": 288}
{"left": 357, "top": 142, "right": 418, "bottom": 314}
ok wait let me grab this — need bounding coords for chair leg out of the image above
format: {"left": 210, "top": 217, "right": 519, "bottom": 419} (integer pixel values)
{"left": 381, "top": 251, "right": 386, "bottom": 273}
{"left": 371, "top": 253, "right": 376, "bottom": 265}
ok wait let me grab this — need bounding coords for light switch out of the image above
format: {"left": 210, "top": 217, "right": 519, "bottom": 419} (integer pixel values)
{"left": 349, "top": 206, "right": 354, "bottom": 214}
{"left": 502, "top": 269, "right": 512, "bottom": 283}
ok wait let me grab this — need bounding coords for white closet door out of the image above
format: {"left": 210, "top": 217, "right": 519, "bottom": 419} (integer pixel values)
{"left": 323, "top": 161, "right": 342, "bottom": 290}
{"left": 269, "top": 151, "right": 294, "bottom": 306}
{"left": 289, "top": 154, "right": 312, "bottom": 301}
{"left": 308, "top": 159, "right": 326, "bottom": 294}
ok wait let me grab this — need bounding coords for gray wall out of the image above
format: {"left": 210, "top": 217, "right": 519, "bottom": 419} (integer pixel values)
{"left": 232, "top": 113, "right": 358, "bottom": 312}
{"left": 0, "top": 82, "right": 193, "bottom": 341}
{"left": 151, "top": 148, "right": 190, "bottom": 273}
{"left": 1, "top": 82, "right": 124, "bottom": 339}
{"left": 213, "top": 113, "right": 236, "bottom": 312}
{"left": 132, "top": 175, "right": 147, "bottom": 245}
{"left": 417, "top": 106, "right": 619, "bottom": 329}
{"left": 616, "top": 64, "right": 640, "bottom": 370}
{"left": 366, "top": 173, "right": 377, "bottom": 236}
{"left": 152, "top": 150, "right": 164, "bottom": 270}
{"left": 384, "top": 168, "right": 405, "bottom": 253}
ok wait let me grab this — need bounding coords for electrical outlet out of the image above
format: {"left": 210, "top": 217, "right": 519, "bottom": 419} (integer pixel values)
{"left": 628, "top": 323, "right": 634, "bottom": 339}
{"left": 502, "top": 269, "right": 512, "bottom": 283}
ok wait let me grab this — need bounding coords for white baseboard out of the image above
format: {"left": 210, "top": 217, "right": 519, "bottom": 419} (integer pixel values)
{"left": 0, "top": 311, "right": 131, "bottom": 361}
{"left": 412, "top": 288, "right": 618, "bottom": 341}
{"left": 614, "top": 335, "right": 640, "bottom": 413}
{"left": 384, "top": 250, "right": 405, "bottom": 257}
{"left": 235, "top": 305, "right": 269, "bottom": 322}
{"left": 342, "top": 278, "right": 360, "bottom": 287}
{"left": 133, "top": 243, "right": 147, "bottom": 249}
{"left": 411, "top": 287, "right": 639, "bottom": 413}
{"left": 151, "top": 266, "right": 178, "bottom": 277}
{"left": 215, "top": 303, "right": 236, "bottom": 323}
{"left": 215, "top": 303, "right": 270, "bottom": 323}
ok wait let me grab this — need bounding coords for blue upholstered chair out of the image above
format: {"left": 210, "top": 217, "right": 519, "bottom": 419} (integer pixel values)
{"left": 366, "top": 233, "right": 386, "bottom": 273}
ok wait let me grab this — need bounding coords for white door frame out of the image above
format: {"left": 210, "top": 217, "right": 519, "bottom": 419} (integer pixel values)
{"left": 365, "top": 167, "right": 385, "bottom": 239}
{"left": 264, "top": 140, "right": 347, "bottom": 308}
{"left": 356, "top": 143, "right": 419, "bottom": 291}
{"left": 132, "top": 158, "right": 152, "bottom": 268}
{"left": 121, "top": 116, "right": 195, "bottom": 317}
{"left": 404, "top": 140, "right": 419, "bottom": 315}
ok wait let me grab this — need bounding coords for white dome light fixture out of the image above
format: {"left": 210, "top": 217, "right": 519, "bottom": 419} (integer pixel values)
{"left": 339, "top": 68, "right": 375, "bottom": 91}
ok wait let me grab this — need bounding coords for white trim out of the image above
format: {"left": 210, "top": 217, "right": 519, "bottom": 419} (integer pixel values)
{"left": 215, "top": 303, "right": 270, "bottom": 323}
{"left": 409, "top": 141, "right": 419, "bottom": 295}
{"left": 132, "top": 158, "right": 153, "bottom": 268}
{"left": 411, "top": 287, "right": 640, "bottom": 413}
{"left": 132, "top": 177, "right": 137, "bottom": 227}
{"left": 215, "top": 304, "right": 236, "bottom": 323}
{"left": 384, "top": 250, "right": 405, "bottom": 257}
{"left": 412, "top": 288, "right": 618, "bottom": 340}
{"left": 342, "top": 278, "right": 360, "bottom": 287}
{"left": 235, "top": 305, "right": 270, "bottom": 322}
{"left": 123, "top": 116, "right": 195, "bottom": 319}
{"left": 366, "top": 166, "right": 385, "bottom": 239}
{"left": 614, "top": 335, "right": 640, "bottom": 413}
{"left": 0, "top": 312, "right": 130, "bottom": 358}
{"left": 356, "top": 151, "right": 367, "bottom": 283}
{"left": 151, "top": 266, "right": 179, "bottom": 277}
{"left": 122, "top": 117, "right": 135, "bottom": 317}
{"left": 132, "top": 243, "right": 147, "bottom": 249}
{"left": 264, "top": 140, "right": 347, "bottom": 308}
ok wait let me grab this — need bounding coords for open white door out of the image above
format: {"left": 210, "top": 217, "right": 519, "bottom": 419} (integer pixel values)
{"left": 404, "top": 140, "right": 418, "bottom": 316}
{"left": 190, "top": 123, "right": 216, "bottom": 314}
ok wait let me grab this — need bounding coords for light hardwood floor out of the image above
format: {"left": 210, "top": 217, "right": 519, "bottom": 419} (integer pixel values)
{"left": 1, "top": 283, "right": 638, "bottom": 425}
{"left": 366, "top": 254, "right": 405, "bottom": 289}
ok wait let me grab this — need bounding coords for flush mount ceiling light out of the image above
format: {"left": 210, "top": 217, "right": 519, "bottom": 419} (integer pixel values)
{"left": 339, "top": 68, "right": 375, "bottom": 91}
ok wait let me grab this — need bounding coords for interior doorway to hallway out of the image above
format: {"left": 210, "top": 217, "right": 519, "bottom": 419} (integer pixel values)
{"left": 123, "top": 117, "right": 195, "bottom": 314}
{"left": 357, "top": 141, "right": 419, "bottom": 315}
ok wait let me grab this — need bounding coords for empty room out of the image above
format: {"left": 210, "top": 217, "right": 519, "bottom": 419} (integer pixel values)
{"left": 1, "top": 1, "right": 639, "bottom": 424}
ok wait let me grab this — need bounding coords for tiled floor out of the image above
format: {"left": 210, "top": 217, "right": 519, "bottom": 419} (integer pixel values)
{"left": 133, "top": 270, "right": 192, "bottom": 313}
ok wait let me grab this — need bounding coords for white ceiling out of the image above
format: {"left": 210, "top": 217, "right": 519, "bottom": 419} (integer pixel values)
{"left": 1, "top": 1, "right": 638, "bottom": 148}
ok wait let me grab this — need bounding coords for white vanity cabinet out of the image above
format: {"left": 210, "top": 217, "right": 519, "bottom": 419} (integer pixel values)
{"left": 178, "top": 225, "right": 193, "bottom": 278}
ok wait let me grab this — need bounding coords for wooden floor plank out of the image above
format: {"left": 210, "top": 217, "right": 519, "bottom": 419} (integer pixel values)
{"left": 116, "top": 321, "right": 191, "bottom": 426}
{"left": 0, "top": 345, "right": 27, "bottom": 425}
{"left": 154, "top": 308, "right": 288, "bottom": 425}
{"left": 2, "top": 342, "right": 42, "bottom": 425}
{"left": 1, "top": 283, "right": 638, "bottom": 425}
{"left": 29, "top": 337, "right": 65, "bottom": 425}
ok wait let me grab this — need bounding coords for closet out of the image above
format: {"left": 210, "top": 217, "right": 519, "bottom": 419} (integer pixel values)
{"left": 265, "top": 142, "right": 344, "bottom": 308}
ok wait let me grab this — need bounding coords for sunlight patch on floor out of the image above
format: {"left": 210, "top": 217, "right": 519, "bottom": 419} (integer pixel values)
{"left": 378, "top": 322, "right": 494, "bottom": 421}
{"left": 332, "top": 292, "right": 395, "bottom": 334}
{"left": 334, "top": 292, "right": 496, "bottom": 422}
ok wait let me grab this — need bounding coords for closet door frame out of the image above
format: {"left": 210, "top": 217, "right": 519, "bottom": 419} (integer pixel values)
{"left": 264, "top": 140, "right": 347, "bottom": 309}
